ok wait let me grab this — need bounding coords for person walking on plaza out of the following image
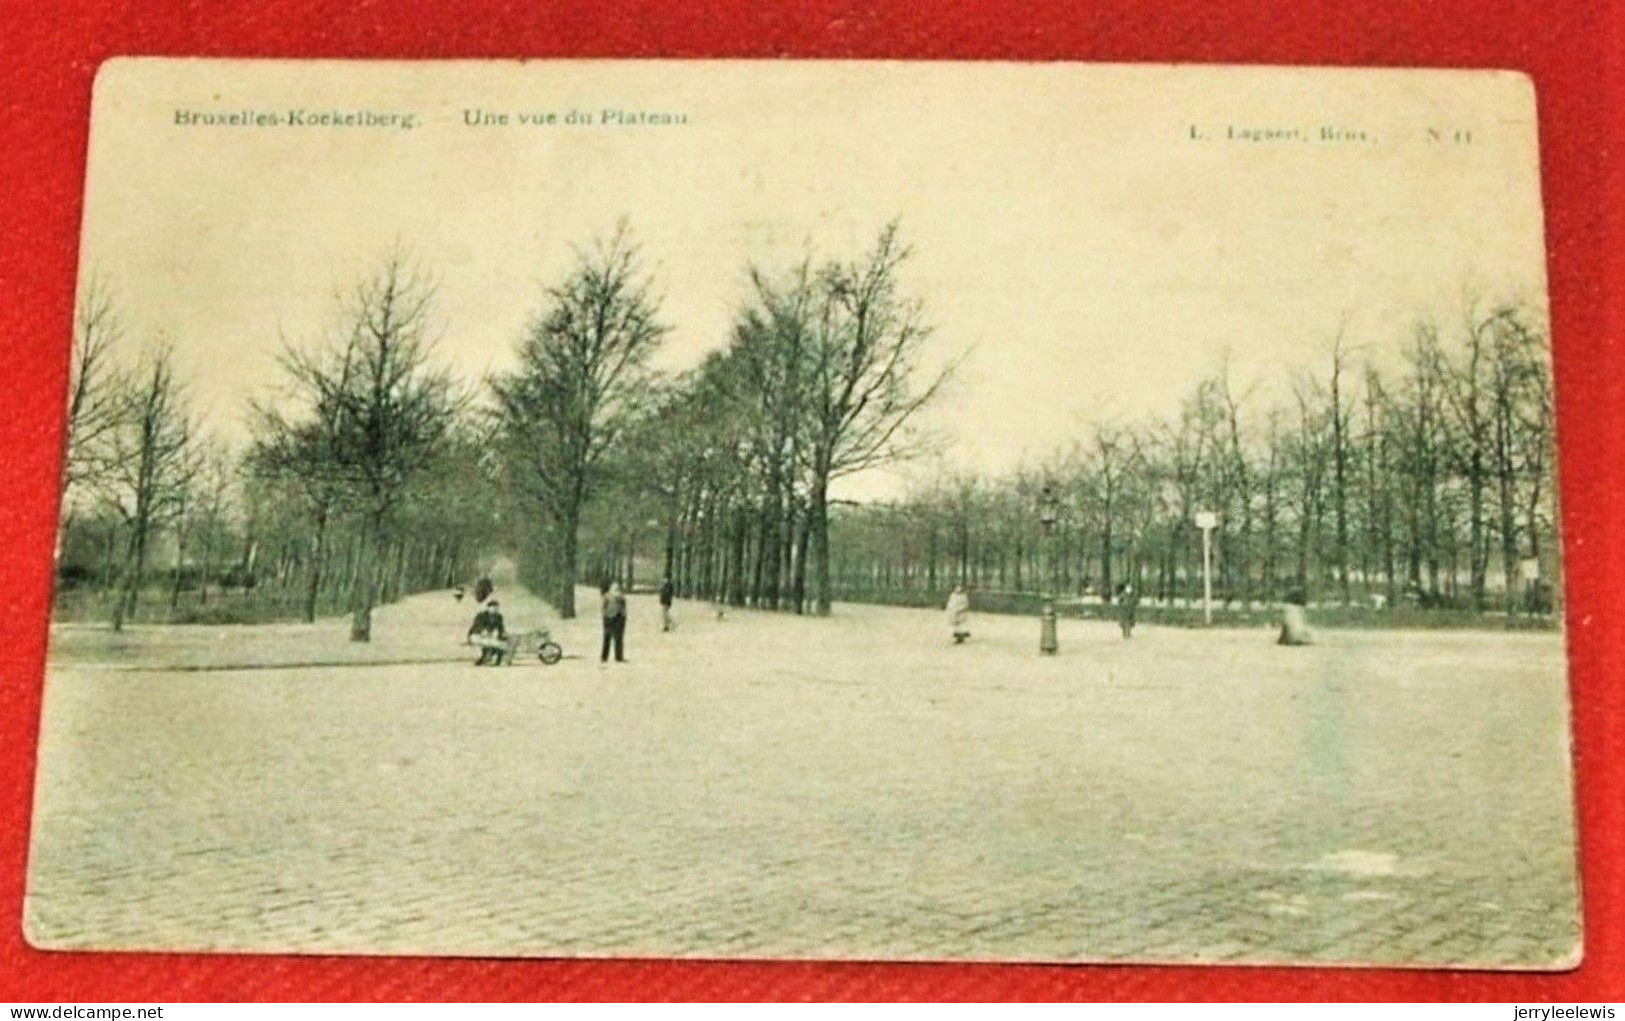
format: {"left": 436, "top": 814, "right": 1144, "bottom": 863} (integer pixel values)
{"left": 1117, "top": 582, "right": 1140, "bottom": 639}
{"left": 945, "top": 584, "right": 971, "bottom": 644}
{"left": 658, "top": 575, "right": 676, "bottom": 632}
{"left": 1278, "top": 588, "right": 1314, "bottom": 646}
{"left": 601, "top": 580, "right": 628, "bottom": 664}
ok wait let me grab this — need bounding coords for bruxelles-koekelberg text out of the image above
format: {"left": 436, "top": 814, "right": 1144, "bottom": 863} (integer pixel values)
{"left": 172, "top": 108, "right": 417, "bottom": 130}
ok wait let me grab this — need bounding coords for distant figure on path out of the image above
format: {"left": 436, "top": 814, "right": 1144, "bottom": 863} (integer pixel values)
{"left": 1278, "top": 589, "right": 1314, "bottom": 646}
{"left": 659, "top": 576, "right": 675, "bottom": 631}
{"left": 945, "top": 584, "right": 971, "bottom": 644}
{"left": 473, "top": 575, "right": 494, "bottom": 604}
{"left": 1117, "top": 583, "right": 1140, "bottom": 638}
{"left": 601, "top": 581, "right": 628, "bottom": 664}
{"left": 467, "top": 599, "right": 507, "bottom": 665}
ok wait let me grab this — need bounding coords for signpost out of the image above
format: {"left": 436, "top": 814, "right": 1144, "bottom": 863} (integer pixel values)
{"left": 1194, "top": 510, "right": 1218, "bottom": 626}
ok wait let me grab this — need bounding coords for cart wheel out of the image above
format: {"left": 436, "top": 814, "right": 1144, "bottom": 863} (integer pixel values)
{"left": 539, "top": 642, "right": 563, "bottom": 665}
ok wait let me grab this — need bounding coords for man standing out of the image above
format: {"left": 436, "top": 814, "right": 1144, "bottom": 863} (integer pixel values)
{"left": 658, "top": 575, "right": 675, "bottom": 632}
{"left": 601, "top": 581, "right": 628, "bottom": 664}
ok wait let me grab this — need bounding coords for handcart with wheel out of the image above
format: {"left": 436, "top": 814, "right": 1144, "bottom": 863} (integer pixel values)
{"left": 505, "top": 627, "right": 564, "bottom": 665}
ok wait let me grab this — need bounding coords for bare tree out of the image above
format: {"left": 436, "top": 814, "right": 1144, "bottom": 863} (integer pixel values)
{"left": 1258, "top": 407, "right": 1287, "bottom": 603}
{"left": 1485, "top": 304, "right": 1553, "bottom": 610}
{"left": 190, "top": 442, "right": 235, "bottom": 606}
{"left": 1289, "top": 374, "right": 1329, "bottom": 600}
{"left": 1164, "top": 384, "right": 1216, "bottom": 604}
{"left": 250, "top": 328, "right": 360, "bottom": 623}
{"left": 1216, "top": 367, "right": 1258, "bottom": 606}
{"left": 1517, "top": 329, "right": 1556, "bottom": 576}
{"left": 1082, "top": 424, "right": 1137, "bottom": 602}
{"left": 1398, "top": 322, "right": 1447, "bottom": 596}
{"left": 1327, "top": 326, "right": 1355, "bottom": 605}
{"left": 730, "top": 263, "right": 814, "bottom": 610}
{"left": 275, "top": 255, "right": 462, "bottom": 641}
{"left": 1442, "top": 301, "right": 1494, "bottom": 610}
{"left": 1361, "top": 367, "right": 1399, "bottom": 606}
{"left": 61, "top": 277, "right": 128, "bottom": 548}
{"left": 803, "top": 222, "right": 952, "bottom": 614}
{"left": 104, "top": 343, "right": 193, "bottom": 630}
{"left": 493, "top": 222, "right": 667, "bottom": 618}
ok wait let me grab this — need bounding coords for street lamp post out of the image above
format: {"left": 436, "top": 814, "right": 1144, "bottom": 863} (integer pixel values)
{"left": 1038, "top": 484, "right": 1059, "bottom": 655}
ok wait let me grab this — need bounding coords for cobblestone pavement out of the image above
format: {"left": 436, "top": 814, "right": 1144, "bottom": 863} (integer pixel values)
{"left": 26, "top": 584, "right": 1580, "bottom": 966}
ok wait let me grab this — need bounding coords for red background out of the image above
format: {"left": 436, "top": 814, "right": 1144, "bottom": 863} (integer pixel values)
{"left": 1, "top": 0, "right": 1621, "bottom": 1002}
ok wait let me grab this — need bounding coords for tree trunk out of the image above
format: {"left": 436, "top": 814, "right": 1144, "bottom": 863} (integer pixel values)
{"left": 349, "top": 513, "right": 382, "bottom": 642}
{"left": 558, "top": 502, "right": 580, "bottom": 618}
{"left": 926, "top": 521, "right": 938, "bottom": 591}
{"left": 728, "top": 507, "right": 748, "bottom": 606}
{"left": 779, "top": 500, "right": 796, "bottom": 610}
{"left": 1101, "top": 496, "right": 1115, "bottom": 603}
{"left": 113, "top": 516, "right": 151, "bottom": 632}
{"left": 305, "top": 506, "right": 329, "bottom": 623}
{"left": 1468, "top": 454, "right": 1487, "bottom": 610}
{"left": 1498, "top": 469, "right": 1519, "bottom": 613}
{"left": 810, "top": 475, "right": 832, "bottom": 616}
{"left": 169, "top": 511, "right": 189, "bottom": 612}
{"left": 792, "top": 512, "right": 811, "bottom": 613}
{"left": 199, "top": 526, "right": 215, "bottom": 606}
{"left": 664, "top": 498, "right": 679, "bottom": 581}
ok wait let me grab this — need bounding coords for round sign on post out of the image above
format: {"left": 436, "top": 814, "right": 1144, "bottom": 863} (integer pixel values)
{"left": 1194, "top": 511, "right": 1218, "bottom": 624}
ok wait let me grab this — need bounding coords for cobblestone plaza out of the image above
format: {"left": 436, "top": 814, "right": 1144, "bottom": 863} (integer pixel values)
{"left": 27, "top": 586, "right": 1579, "bottom": 966}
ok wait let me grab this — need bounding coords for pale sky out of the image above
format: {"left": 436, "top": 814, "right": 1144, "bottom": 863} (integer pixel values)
{"left": 80, "top": 60, "right": 1546, "bottom": 499}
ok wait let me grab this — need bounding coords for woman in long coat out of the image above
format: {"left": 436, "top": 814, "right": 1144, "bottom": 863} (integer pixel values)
{"left": 945, "top": 585, "right": 971, "bottom": 643}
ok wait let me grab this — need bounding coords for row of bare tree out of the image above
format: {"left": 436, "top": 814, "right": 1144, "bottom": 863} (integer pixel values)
{"left": 58, "top": 264, "right": 496, "bottom": 635}
{"left": 820, "top": 305, "right": 1557, "bottom": 613}
{"left": 545, "top": 230, "right": 1555, "bottom": 619}
{"left": 58, "top": 281, "right": 216, "bottom": 630}
{"left": 501, "top": 221, "right": 951, "bottom": 617}
{"left": 57, "top": 219, "right": 1556, "bottom": 638}
{"left": 245, "top": 258, "right": 493, "bottom": 639}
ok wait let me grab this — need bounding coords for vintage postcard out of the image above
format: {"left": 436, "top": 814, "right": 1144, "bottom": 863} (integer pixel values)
{"left": 27, "top": 59, "right": 1577, "bottom": 967}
